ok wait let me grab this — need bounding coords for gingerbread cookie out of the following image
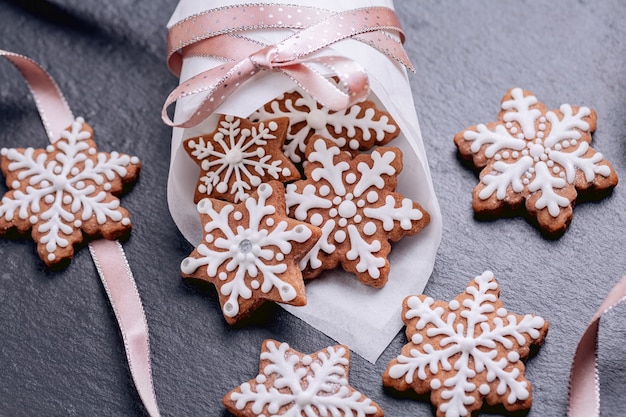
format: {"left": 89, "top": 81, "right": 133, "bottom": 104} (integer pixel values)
{"left": 181, "top": 181, "right": 321, "bottom": 324}
{"left": 0, "top": 117, "right": 140, "bottom": 268}
{"left": 285, "top": 136, "right": 430, "bottom": 287}
{"left": 224, "top": 339, "right": 384, "bottom": 417}
{"left": 183, "top": 114, "right": 299, "bottom": 203}
{"left": 383, "top": 271, "right": 549, "bottom": 417}
{"left": 454, "top": 88, "right": 618, "bottom": 237}
{"left": 250, "top": 88, "right": 400, "bottom": 164}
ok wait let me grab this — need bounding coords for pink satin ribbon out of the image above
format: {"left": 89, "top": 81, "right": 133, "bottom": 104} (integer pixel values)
{"left": 162, "top": 5, "right": 413, "bottom": 128}
{"left": 0, "top": 49, "right": 160, "bottom": 417}
{"left": 568, "top": 275, "right": 626, "bottom": 416}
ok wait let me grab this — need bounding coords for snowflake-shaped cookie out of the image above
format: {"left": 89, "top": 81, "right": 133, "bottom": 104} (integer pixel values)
{"left": 184, "top": 114, "right": 299, "bottom": 204}
{"left": 181, "top": 181, "right": 321, "bottom": 324}
{"left": 383, "top": 271, "right": 549, "bottom": 417}
{"left": 285, "top": 137, "right": 430, "bottom": 287}
{"left": 454, "top": 88, "right": 618, "bottom": 237}
{"left": 250, "top": 88, "right": 400, "bottom": 164}
{"left": 0, "top": 117, "right": 140, "bottom": 268}
{"left": 223, "top": 339, "right": 383, "bottom": 417}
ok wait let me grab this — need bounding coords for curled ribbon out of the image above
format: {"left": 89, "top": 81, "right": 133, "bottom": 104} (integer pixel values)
{"left": 0, "top": 49, "right": 160, "bottom": 417}
{"left": 568, "top": 275, "right": 626, "bottom": 417}
{"left": 162, "top": 5, "right": 413, "bottom": 128}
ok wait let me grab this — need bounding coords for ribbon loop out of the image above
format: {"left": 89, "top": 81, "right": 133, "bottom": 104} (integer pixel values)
{"left": 163, "top": 5, "right": 411, "bottom": 128}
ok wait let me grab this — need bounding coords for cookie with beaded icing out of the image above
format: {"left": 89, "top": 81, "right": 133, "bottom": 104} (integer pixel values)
{"left": 454, "top": 88, "right": 618, "bottom": 237}
{"left": 223, "top": 339, "right": 384, "bottom": 417}
{"left": 183, "top": 114, "right": 300, "bottom": 204}
{"left": 180, "top": 181, "right": 321, "bottom": 324}
{"left": 383, "top": 270, "right": 549, "bottom": 417}
{"left": 285, "top": 136, "right": 430, "bottom": 288}
{"left": 0, "top": 117, "right": 140, "bottom": 269}
{"left": 249, "top": 88, "right": 400, "bottom": 164}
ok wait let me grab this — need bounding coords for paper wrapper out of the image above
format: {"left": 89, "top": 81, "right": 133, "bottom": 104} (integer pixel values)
{"left": 167, "top": 0, "right": 442, "bottom": 362}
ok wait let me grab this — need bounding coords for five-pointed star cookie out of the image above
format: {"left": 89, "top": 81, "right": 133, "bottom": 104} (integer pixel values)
{"left": 180, "top": 181, "right": 321, "bottom": 324}
{"left": 0, "top": 117, "right": 140, "bottom": 268}
{"left": 383, "top": 271, "right": 549, "bottom": 417}
{"left": 223, "top": 339, "right": 384, "bottom": 417}
{"left": 183, "top": 114, "right": 300, "bottom": 204}
{"left": 285, "top": 136, "right": 430, "bottom": 287}
{"left": 454, "top": 88, "right": 618, "bottom": 237}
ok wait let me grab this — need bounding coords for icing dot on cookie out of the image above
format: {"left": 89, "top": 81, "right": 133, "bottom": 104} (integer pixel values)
{"left": 508, "top": 351, "right": 520, "bottom": 362}
{"left": 449, "top": 300, "right": 460, "bottom": 310}
{"left": 332, "top": 196, "right": 342, "bottom": 205}
{"left": 216, "top": 182, "right": 228, "bottom": 193}
{"left": 265, "top": 218, "right": 275, "bottom": 227}
{"left": 44, "top": 194, "right": 55, "bottom": 204}
{"left": 256, "top": 374, "right": 266, "bottom": 384}
{"left": 47, "top": 253, "right": 56, "bottom": 262}
{"left": 338, "top": 199, "right": 357, "bottom": 219}
{"left": 338, "top": 218, "right": 348, "bottom": 228}
{"left": 357, "top": 199, "right": 365, "bottom": 208}
{"left": 11, "top": 180, "right": 20, "bottom": 189}
{"left": 0, "top": 148, "right": 8, "bottom": 156}
{"left": 268, "top": 121, "right": 278, "bottom": 131}
{"left": 345, "top": 173, "right": 357, "bottom": 184}
{"left": 198, "top": 184, "right": 207, "bottom": 193}
{"left": 30, "top": 216, "right": 38, "bottom": 224}
{"left": 329, "top": 208, "right": 338, "bottom": 217}
{"left": 63, "top": 195, "right": 72, "bottom": 205}
{"left": 479, "top": 384, "right": 491, "bottom": 395}
{"left": 88, "top": 148, "right": 97, "bottom": 155}
{"left": 121, "top": 218, "right": 131, "bottom": 226}
{"left": 430, "top": 378, "right": 441, "bottom": 390}
{"left": 250, "top": 280, "right": 260, "bottom": 289}
{"left": 233, "top": 211, "right": 243, "bottom": 221}
{"left": 353, "top": 214, "right": 362, "bottom": 223}
{"left": 310, "top": 213, "right": 324, "bottom": 226}
{"left": 46, "top": 145, "right": 55, "bottom": 153}
{"left": 130, "top": 156, "right": 140, "bottom": 164}
{"left": 275, "top": 253, "right": 284, "bottom": 262}
{"left": 305, "top": 109, "right": 328, "bottom": 130}
{"left": 363, "top": 221, "right": 377, "bottom": 236}
{"left": 319, "top": 185, "right": 330, "bottom": 196}
{"left": 104, "top": 183, "right": 112, "bottom": 191}
{"left": 301, "top": 355, "right": 313, "bottom": 366}
{"left": 366, "top": 191, "right": 379, "bottom": 203}
{"left": 219, "top": 272, "right": 227, "bottom": 280}
{"left": 53, "top": 166, "right": 62, "bottom": 175}
{"left": 411, "top": 333, "right": 423, "bottom": 344}
{"left": 349, "top": 139, "right": 360, "bottom": 150}
{"left": 205, "top": 234, "right": 214, "bottom": 243}
{"left": 335, "top": 230, "right": 347, "bottom": 243}
{"left": 281, "top": 167, "right": 291, "bottom": 176}
{"left": 74, "top": 220, "right": 82, "bottom": 228}
{"left": 496, "top": 308, "right": 507, "bottom": 317}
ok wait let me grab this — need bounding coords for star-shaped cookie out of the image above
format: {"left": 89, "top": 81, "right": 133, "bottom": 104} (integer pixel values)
{"left": 454, "top": 88, "right": 618, "bottom": 237}
{"left": 0, "top": 117, "right": 140, "bottom": 268}
{"left": 224, "top": 339, "right": 384, "bottom": 417}
{"left": 183, "top": 114, "right": 300, "bottom": 204}
{"left": 285, "top": 136, "right": 430, "bottom": 287}
{"left": 181, "top": 181, "right": 321, "bottom": 324}
{"left": 383, "top": 271, "right": 549, "bottom": 417}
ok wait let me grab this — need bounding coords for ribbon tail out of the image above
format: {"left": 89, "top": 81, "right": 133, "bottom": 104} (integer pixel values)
{"left": 568, "top": 275, "right": 626, "bottom": 417}
{"left": 89, "top": 240, "right": 161, "bottom": 417}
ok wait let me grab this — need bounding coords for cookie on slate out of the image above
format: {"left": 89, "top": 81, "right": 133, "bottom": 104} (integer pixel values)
{"left": 223, "top": 339, "right": 384, "bottom": 417}
{"left": 383, "top": 270, "right": 549, "bottom": 417}
{"left": 454, "top": 88, "right": 618, "bottom": 237}
{"left": 285, "top": 136, "right": 430, "bottom": 288}
{"left": 181, "top": 181, "right": 321, "bottom": 324}
{"left": 183, "top": 114, "right": 300, "bottom": 204}
{"left": 250, "top": 88, "right": 400, "bottom": 164}
{"left": 0, "top": 117, "right": 140, "bottom": 268}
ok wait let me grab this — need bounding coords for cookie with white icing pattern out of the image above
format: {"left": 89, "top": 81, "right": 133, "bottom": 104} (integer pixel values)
{"left": 181, "top": 181, "right": 321, "bottom": 324}
{"left": 454, "top": 88, "right": 618, "bottom": 237}
{"left": 285, "top": 136, "right": 430, "bottom": 287}
{"left": 250, "top": 88, "right": 400, "bottom": 164}
{"left": 383, "top": 271, "right": 549, "bottom": 417}
{"left": 0, "top": 117, "right": 140, "bottom": 268}
{"left": 183, "top": 114, "right": 300, "bottom": 204}
{"left": 223, "top": 339, "right": 384, "bottom": 417}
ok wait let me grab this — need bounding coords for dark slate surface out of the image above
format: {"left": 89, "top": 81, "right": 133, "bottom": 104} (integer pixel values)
{"left": 1, "top": 1, "right": 626, "bottom": 416}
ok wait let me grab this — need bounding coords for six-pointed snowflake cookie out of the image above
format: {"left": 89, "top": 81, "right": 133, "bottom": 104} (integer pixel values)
{"left": 0, "top": 117, "right": 140, "bottom": 268}
{"left": 454, "top": 88, "right": 618, "bottom": 237}
{"left": 223, "top": 339, "right": 384, "bottom": 417}
{"left": 285, "top": 136, "right": 430, "bottom": 287}
{"left": 250, "top": 88, "right": 400, "bottom": 164}
{"left": 383, "top": 270, "right": 549, "bottom": 417}
{"left": 181, "top": 181, "right": 321, "bottom": 324}
{"left": 183, "top": 114, "right": 300, "bottom": 204}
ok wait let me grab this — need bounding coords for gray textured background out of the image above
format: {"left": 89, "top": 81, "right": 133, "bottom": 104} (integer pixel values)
{"left": 1, "top": 1, "right": 626, "bottom": 416}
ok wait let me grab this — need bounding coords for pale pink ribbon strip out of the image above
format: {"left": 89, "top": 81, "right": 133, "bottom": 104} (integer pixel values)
{"left": 0, "top": 49, "right": 160, "bottom": 417}
{"left": 162, "top": 5, "right": 413, "bottom": 128}
{"left": 568, "top": 275, "right": 626, "bottom": 416}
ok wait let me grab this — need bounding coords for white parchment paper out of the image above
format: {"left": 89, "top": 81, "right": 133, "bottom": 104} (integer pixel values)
{"left": 167, "top": 0, "right": 442, "bottom": 362}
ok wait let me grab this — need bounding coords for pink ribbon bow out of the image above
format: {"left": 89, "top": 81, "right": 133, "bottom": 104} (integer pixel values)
{"left": 0, "top": 49, "right": 160, "bottom": 417}
{"left": 162, "top": 5, "right": 413, "bottom": 128}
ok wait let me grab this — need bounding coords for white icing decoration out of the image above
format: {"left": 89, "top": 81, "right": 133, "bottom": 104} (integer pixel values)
{"left": 286, "top": 139, "right": 424, "bottom": 281}
{"left": 462, "top": 89, "right": 610, "bottom": 218}
{"left": 0, "top": 117, "right": 137, "bottom": 256}
{"left": 180, "top": 184, "right": 313, "bottom": 318}
{"left": 387, "top": 271, "right": 546, "bottom": 416}
{"left": 250, "top": 88, "right": 398, "bottom": 163}
{"left": 185, "top": 115, "right": 292, "bottom": 203}
{"left": 229, "top": 341, "right": 379, "bottom": 416}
